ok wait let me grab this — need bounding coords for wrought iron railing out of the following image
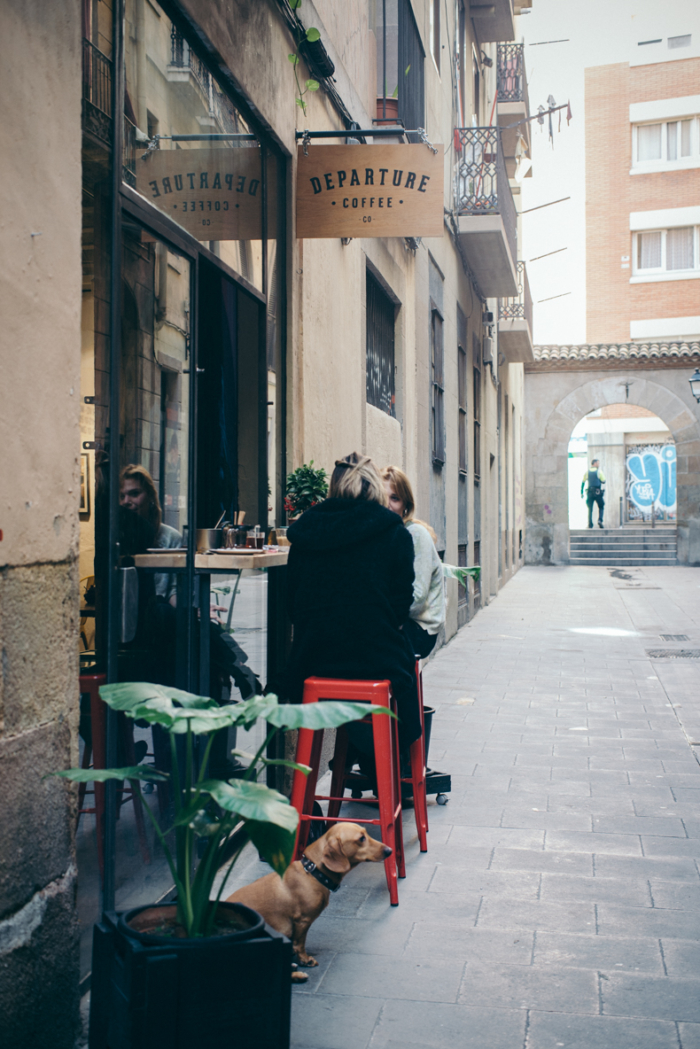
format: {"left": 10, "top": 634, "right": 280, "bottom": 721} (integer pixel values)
{"left": 496, "top": 43, "right": 528, "bottom": 106}
{"left": 499, "top": 261, "right": 532, "bottom": 332}
{"left": 454, "top": 127, "right": 517, "bottom": 265}
{"left": 123, "top": 115, "right": 137, "bottom": 186}
{"left": 170, "top": 25, "right": 210, "bottom": 98}
{"left": 82, "top": 39, "right": 113, "bottom": 145}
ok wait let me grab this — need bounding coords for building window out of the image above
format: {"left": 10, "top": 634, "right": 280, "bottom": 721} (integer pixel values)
{"left": 634, "top": 227, "right": 698, "bottom": 277}
{"left": 632, "top": 117, "right": 698, "bottom": 169}
{"left": 398, "top": 0, "right": 425, "bottom": 141}
{"left": 668, "top": 34, "right": 691, "bottom": 48}
{"left": 430, "top": 0, "right": 440, "bottom": 72}
{"left": 431, "top": 308, "right": 445, "bottom": 464}
{"left": 473, "top": 362, "right": 481, "bottom": 479}
{"left": 457, "top": 543, "right": 468, "bottom": 607}
{"left": 458, "top": 341, "right": 467, "bottom": 473}
{"left": 473, "top": 539, "right": 481, "bottom": 607}
{"left": 366, "top": 270, "right": 396, "bottom": 416}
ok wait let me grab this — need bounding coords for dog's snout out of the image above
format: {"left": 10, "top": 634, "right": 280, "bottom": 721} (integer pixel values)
{"left": 382, "top": 845, "right": 392, "bottom": 858}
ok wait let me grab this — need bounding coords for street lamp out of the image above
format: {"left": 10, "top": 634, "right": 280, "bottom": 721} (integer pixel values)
{"left": 690, "top": 368, "right": 700, "bottom": 403}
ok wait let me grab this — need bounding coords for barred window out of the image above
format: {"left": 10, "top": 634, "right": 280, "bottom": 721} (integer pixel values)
{"left": 473, "top": 359, "right": 482, "bottom": 479}
{"left": 431, "top": 308, "right": 445, "bottom": 464}
{"left": 366, "top": 271, "right": 395, "bottom": 416}
{"left": 398, "top": 0, "right": 425, "bottom": 142}
{"left": 458, "top": 341, "right": 467, "bottom": 473}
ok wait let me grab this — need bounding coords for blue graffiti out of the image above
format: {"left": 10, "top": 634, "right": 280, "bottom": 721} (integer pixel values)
{"left": 626, "top": 445, "right": 676, "bottom": 512}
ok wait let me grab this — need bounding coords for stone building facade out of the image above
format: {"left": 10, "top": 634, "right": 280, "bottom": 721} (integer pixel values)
{"left": 1, "top": 1, "right": 537, "bottom": 1042}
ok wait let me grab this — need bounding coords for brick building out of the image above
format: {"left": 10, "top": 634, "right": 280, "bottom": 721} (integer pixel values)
{"left": 585, "top": 35, "right": 700, "bottom": 345}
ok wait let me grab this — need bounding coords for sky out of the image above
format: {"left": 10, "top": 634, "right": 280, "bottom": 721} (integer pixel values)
{"left": 517, "top": 0, "right": 700, "bottom": 346}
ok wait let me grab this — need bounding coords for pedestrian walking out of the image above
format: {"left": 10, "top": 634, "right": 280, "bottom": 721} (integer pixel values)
{"left": 581, "top": 458, "right": 606, "bottom": 528}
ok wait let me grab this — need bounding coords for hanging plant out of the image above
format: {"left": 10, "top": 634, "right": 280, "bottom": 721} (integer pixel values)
{"left": 287, "top": 0, "right": 334, "bottom": 114}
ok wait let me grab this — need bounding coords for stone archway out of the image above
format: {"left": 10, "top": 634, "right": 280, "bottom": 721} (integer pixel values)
{"left": 524, "top": 370, "right": 700, "bottom": 565}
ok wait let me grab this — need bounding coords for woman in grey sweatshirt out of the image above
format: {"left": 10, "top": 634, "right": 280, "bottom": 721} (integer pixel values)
{"left": 382, "top": 466, "right": 446, "bottom": 659}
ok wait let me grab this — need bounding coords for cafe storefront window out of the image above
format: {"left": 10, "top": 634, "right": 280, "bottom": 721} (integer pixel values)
{"left": 77, "top": 0, "right": 287, "bottom": 981}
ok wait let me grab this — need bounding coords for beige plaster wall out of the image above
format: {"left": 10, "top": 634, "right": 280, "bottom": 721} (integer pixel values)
{"left": 0, "top": 1, "right": 82, "bottom": 1044}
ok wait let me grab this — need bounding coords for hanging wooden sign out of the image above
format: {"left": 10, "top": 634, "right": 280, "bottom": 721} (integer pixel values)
{"left": 296, "top": 143, "right": 444, "bottom": 239}
{"left": 136, "top": 147, "right": 269, "bottom": 241}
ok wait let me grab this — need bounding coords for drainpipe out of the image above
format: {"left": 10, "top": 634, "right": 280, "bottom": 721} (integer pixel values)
{"left": 135, "top": 0, "right": 147, "bottom": 130}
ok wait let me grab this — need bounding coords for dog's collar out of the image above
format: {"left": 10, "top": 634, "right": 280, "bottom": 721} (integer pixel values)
{"left": 301, "top": 854, "right": 340, "bottom": 892}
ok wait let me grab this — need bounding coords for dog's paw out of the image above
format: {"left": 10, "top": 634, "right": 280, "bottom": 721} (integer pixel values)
{"left": 291, "top": 970, "right": 309, "bottom": 984}
{"left": 296, "top": 954, "right": 319, "bottom": 967}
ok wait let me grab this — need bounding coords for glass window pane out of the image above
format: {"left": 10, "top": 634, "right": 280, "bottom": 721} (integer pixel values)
{"left": 681, "top": 119, "right": 693, "bottom": 157}
{"left": 666, "top": 227, "right": 694, "bottom": 270}
{"left": 124, "top": 7, "right": 265, "bottom": 291}
{"left": 637, "top": 231, "right": 662, "bottom": 269}
{"left": 667, "top": 121, "right": 678, "bottom": 161}
{"left": 637, "top": 123, "right": 662, "bottom": 161}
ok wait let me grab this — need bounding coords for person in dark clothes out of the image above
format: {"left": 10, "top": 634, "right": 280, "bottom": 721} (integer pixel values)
{"left": 284, "top": 452, "right": 421, "bottom": 748}
{"left": 581, "top": 458, "right": 606, "bottom": 529}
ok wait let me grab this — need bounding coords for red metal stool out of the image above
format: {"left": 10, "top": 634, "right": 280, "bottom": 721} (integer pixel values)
{"left": 400, "top": 660, "right": 429, "bottom": 852}
{"left": 290, "top": 677, "right": 405, "bottom": 906}
{"left": 78, "top": 673, "right": 150, "bottom": 879}
{"left": 330, "top": 661, "right": 429, "bottom": 853}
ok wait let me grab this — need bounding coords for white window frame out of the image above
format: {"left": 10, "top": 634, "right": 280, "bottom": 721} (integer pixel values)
{"left": 631, "top": 115, "right": 699, "bottom": 173}
{"left": 632, "top": 226, "right": 700, "bottom": 282}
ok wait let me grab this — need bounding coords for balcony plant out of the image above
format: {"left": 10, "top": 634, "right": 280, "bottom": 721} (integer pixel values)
{"left": 53, "top": 682, "right": 391, "bottom": 1047}
{"left": 284, "top": 460, "right": 328, "bottom": 520}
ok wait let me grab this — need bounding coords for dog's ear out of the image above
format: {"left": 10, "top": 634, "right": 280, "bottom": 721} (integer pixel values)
{"left": 321, "top": 833, "right": 351, "bottom": 874}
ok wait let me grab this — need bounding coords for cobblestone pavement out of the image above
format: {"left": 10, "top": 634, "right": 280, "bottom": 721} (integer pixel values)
{"left": 277, "top": 565, "right": 700, "bottom": 1049}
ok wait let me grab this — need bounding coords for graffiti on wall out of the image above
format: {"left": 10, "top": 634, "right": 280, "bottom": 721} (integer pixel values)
{"left": 626, "top": 443, "right": 676, "bottom": 521}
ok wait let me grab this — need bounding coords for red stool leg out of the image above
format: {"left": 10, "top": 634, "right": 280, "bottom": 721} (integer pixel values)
{"left": 291, "top": 725, "right": 318, "bottom": 857}
{"left": 327, "top": 725, "right": 349, "bottom": 820}
{"left": 390, "top": 702, "right": 406, "bottom": 879}
{"left": 409, "top": 735, "right": 428, "bottom": 852}
{"left": 372, "top": 688, "right": 400, "bottom": 904}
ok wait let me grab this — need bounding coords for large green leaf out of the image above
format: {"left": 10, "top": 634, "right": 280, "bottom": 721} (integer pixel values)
{"left": 99, "top": 683, "right": 247, "bottom": 734}
{"left": 244, "top": 819, "right": 296, "bottom": 876}
{"left": 266, "top": 700, "right": 395, "bottom": 731}
{"left": 49, "top": 766, "right": 168, "bottom": 783}
{"left": 199, "top": 779, "right": 299, "bottom": 834}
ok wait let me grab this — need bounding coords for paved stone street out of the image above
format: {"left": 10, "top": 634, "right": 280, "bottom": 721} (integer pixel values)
{"left": 236, "top": 565, "right": 700, "bottom": 1049}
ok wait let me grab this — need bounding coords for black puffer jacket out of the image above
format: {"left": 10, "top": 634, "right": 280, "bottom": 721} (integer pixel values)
{"left": 284, "top": 497, "right": 420, "bottom": 743}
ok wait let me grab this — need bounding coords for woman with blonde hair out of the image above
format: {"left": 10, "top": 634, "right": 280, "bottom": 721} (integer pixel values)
{"left": 284, "top": 452, "right": 421, "bottom": 746}
{"left": 381, "top": 465, "right": 445, "bottom": 659}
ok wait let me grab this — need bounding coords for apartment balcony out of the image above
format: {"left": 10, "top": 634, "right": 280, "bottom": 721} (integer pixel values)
{"left": 498, "top": 261, "right": 534, "bottom": 362}
{"left": 454, "top": 128, "right": 519, "bottom": 298}
{"left": 470, "top": 0, "right": 516, "bottom": 43}
{"left": 82, "top": 39, "right": 112, "bottom": 147}
{"left": 496, "top": 43, "right": 531, "bottom": 179}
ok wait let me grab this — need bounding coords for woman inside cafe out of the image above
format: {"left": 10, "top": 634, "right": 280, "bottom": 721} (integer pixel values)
{"left": 284, "top": 452, "right": 421, "bottom": 748}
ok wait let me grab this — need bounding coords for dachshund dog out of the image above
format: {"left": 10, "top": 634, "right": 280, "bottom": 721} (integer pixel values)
{"left": 227, "top": 822, "right": 391, "bottom": 974}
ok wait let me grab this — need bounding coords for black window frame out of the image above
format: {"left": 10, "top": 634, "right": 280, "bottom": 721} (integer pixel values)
{"left": 398, "top": 0, "right": 425, "bottom": 142}
{"left": 366, "top": 269, "right": 396, "bottom": 418}
{"left": 431, "top": 305, "right": 445, "bottom": 465}
{"left": 458, "top": 340, "right": 467, "bottom": 474}
{"left": 473, "top": 356, "right": 482, "bottom": 481}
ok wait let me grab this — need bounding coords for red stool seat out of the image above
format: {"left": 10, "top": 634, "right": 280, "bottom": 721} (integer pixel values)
{"left": 290, "top": 677, "right": 405, "bottom": 905}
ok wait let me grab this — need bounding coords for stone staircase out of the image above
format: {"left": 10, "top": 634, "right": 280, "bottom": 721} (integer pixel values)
{"left": 569, "top": 527, "right": 677, "bottom": 566}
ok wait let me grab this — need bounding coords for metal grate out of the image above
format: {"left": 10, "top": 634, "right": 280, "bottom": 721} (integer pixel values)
{"left": 366, "top": 271, "right": 395, "bottom": 417}
{"left": 647, "top": 649, "right": 700, "bottom": 659}
{"left": 496, "top": 43, "right": 526, "bottom": 104}
{"left": 499, "top": 261, "right": 533, "bottom": 333}
{"left": 454, "top": 127, "right": 517, "bottom": 267}
{"left": 659, "top": 634, "right": 690, "bottom": 641}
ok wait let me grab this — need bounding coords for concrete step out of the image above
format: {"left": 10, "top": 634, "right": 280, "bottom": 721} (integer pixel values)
{"left": 569, "top": 558, "right": 678, "bottom": 566}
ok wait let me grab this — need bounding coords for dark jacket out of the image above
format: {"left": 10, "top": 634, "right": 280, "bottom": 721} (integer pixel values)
{"left": 284, "top": 498, "right": 420, "bottom": 741}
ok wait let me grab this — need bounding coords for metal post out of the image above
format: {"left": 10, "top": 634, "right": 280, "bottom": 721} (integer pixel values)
{"left": 103, "top": 0, "right": 126, "bottom": 914}
{"left": 382, "top": 0, "right": 387, "bottom": 119}
{"left": 619, "top": 495, "right": 623, "bottom": 528}
{"left": 651, "top": 502, "right": 655, "bottom": 528}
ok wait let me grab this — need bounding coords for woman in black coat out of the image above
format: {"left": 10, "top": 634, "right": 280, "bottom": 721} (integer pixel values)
{"left": 284, "top": 452, "right": 421, "bottom": 746}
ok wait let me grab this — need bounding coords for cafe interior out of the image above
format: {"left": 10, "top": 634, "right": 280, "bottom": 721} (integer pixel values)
{"left": 79, "top": 0, "right": 288, "bottom": 977}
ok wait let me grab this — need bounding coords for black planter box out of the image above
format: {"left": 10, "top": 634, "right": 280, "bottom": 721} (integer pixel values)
{"left": 89, "top": 905, "right": 292, "bottom": 1049}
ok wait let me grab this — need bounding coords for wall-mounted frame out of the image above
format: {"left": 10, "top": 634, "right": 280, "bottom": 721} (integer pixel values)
{"left": 80, "top": 452, "right": 90, "bottom": 514}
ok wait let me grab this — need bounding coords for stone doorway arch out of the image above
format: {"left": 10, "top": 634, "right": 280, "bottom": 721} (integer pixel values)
{"left": 524, "top": 370, "right": 700, "bottom": 565}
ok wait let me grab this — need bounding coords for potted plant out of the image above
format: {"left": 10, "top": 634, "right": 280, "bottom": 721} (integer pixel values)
{"left": 53, "top": 683, "right": 390, "bottom": 1048}
{"left": 284, "top": 461, "right": 328, "bottom": 521}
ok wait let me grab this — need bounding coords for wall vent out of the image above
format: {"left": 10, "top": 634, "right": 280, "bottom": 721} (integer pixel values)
{"left": 659, "top": 634, "right": 690, "bottom": 642}
{"left": 647, "top": 649, "right": 700, "bottom": 660}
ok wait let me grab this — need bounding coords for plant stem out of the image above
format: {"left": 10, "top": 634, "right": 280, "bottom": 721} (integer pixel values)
{"left": 130, "top": 780, "right": 183, "bottom": 900}
{"left": 243, "top": 726, "right": 278, "bottom": 782}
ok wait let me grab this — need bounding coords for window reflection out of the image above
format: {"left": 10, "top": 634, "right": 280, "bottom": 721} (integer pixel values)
{"left": 124, "top": 4, "right": 265, "bottom": 290}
